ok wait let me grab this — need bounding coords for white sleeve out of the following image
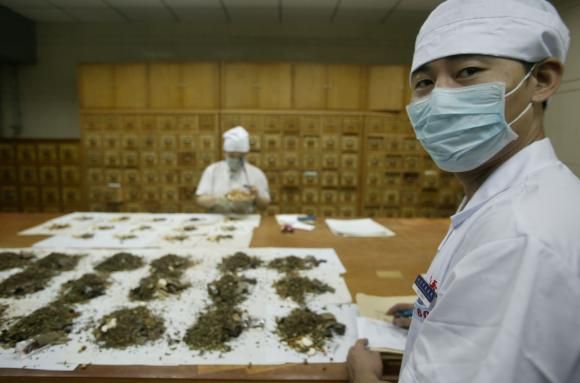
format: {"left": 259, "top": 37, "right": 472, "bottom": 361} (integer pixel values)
{"left": 255, "top": 168, "right": 270, "bottom": 202}
{"left": 196, "top": 165, "right": 214, "bottom": 196}
{"left": 401, "top": 237, "right": 580, "bottom": 383}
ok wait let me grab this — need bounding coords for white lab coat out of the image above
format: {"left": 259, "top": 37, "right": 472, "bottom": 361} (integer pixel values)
{"left": 196, "top": 161, "right": 271, "bottom": 212}
{"left": 400, "top": 139, "right": 580, "bottom": 383}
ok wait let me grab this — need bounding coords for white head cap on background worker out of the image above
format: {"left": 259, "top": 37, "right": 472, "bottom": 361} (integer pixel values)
{"left": 411, "top": 0, "right": 570, "bottom": 74}
{"left": 223, "top": 126, "right": 250, "bottom": 153}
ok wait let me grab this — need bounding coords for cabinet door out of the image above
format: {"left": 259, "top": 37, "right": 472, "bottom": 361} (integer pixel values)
{"left": 293, "top": 63, "right": 326, "bottom": 110}
{"left": 222, "top": 63, "right": 258, "bottom": 109}
{"left": 38, "top": 144, "right": 59, "bottom": 163}
{"left": 149, "top": 63, "right": 181, "bottom": 109}
{"left": 368, "top": 65, "right": 405, "bottom": 111}
{"left": 327, "top": 64, "right": 363, "bottom": 110}
{"left": 114, "top": 64, "right": 147, "bottom": 108}
{"left": 183, "top": 62, "right": 220, "bottom": 109}
{"left": 79, "top": 64, "right": 114, "bottom": 109}
{"left": 39, "top": 166, "right": 59, "bottom": 185}
{"left": 257, "top": 63, "right": 292, "bottom": 109}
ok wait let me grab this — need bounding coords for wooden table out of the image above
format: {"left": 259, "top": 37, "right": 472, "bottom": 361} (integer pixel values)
{"left": 0, "top": 213, "right": 449, "bottom": 382}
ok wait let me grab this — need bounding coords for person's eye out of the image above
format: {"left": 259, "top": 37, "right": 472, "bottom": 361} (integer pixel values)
{"left": 457, "top": 67, "right": 483, "bottom": 79}
{"left": 414, "top": 79, "right": 433, "bottom": 90}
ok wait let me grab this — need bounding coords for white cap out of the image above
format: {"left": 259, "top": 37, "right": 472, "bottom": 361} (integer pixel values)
{"left": 411, "top": 0, "right": 570, "bottom": 74}
{"left": 223, "top": 126, "right": 250, "bottom": 153}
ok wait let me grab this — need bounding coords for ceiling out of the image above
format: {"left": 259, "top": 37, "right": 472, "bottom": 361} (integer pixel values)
{"left": 0, "top": 0, "right": 445, "bottom": 23}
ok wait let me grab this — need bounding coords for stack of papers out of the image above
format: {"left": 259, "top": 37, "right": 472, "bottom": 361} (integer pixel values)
{"left": 325, "top": 218, "right": 395, "bottom": 237}
{"left": 355, "top": 293, "right": 416, "bottom": 354}
{"left": 275, "top": 214, "right": 315, "bottom": 231}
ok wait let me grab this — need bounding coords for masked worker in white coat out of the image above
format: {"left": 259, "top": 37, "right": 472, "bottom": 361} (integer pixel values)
{"left": 196, "top": 126, "right": 270, "bottom": 214}
{"left": 348, "top": 0, "right": 580, "bottom": 382}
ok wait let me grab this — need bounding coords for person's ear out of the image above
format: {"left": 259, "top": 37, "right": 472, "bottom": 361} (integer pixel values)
{"left": 531, "top": 58, "right": 564, "bottom": 104}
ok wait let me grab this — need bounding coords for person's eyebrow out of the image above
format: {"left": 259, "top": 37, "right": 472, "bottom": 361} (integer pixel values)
{"left": 411, "top": 63, "right": 433, "bottom": 81}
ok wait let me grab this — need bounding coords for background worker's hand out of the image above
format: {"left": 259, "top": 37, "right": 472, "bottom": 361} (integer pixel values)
{"left": 347, "top": 339, "right": 383, "bottom": 383}
{"left": 386, "top": 303, "right": 414, "bottom": 329}
{"left": 247, "top": 185, "right": 259, "bottom": 199}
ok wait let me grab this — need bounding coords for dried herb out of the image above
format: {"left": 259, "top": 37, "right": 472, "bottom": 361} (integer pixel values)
{"left": 150, "top": 254, "right": 193, "bottom": 278}
{"left": 183, "top": 305, "right": 245, "bottom": 353}
{"left": 58, "top": 273, "right": 108, "bottom": 304}
{"left": 0, "top": 268, "right": 53, "bottom": 297}
{"left": 94, "top": 252, "right": 144, "bottom": 273}
{"left": 267, "top": 256, "right": 326, "bottom": 274}
{"left": 74, "top": 232, "right": 95, "bottom": 240}
{"left": 221, "top": 225, "right": 237, "bottom": 232}
{"left": 207, "top": 274, "right": 256, "bottom": 306}
{"left": 74, "top": 216, "right": 93, "bottom": 221}
{"left": 273, "top": 275, "right": 335, "bottom": 304}
{"left": 48, "top": 223, "right": 70, "bottom": 231}
{"left": 163, "top": 234, "right": 189, "bottom": 243}
{"left": 0, "top": 251, "right": 35, "bottom": 271}
{"left": 276, "top": 308, "right": 345, "bottom": 355}
{"left": 115, "top": 234, "right": 137, "bottom": 243}
{"left": 182, "top": 225, "right": 198, "bottom": 232}
{"left": 129, "top": 275, "right": 190, "bottom": 301}
{"left": 96, "top": 225, "right": 114, "bottom": 230}
{"left": 111, "top": 216, "right": 130, "bottom": 222}
{"left": 0, "top": 304, "right": 78, "bottom": 349}
{"left": 33, "top": 252, "right": 81, "bottom": 272}
{"left": 94, "top": 306, "right": 165, "bottom": 349}
{"left": 218, "top": 252, "right": 262, "bottom": 273}
{"left": 207, "top": 234, "right": 233, "bottom": 243}
{"left": 152, "top": 217, "right": 167, "bottom": 222}
{"left": 135, "top": 225, "right": 152, "bottom": 231}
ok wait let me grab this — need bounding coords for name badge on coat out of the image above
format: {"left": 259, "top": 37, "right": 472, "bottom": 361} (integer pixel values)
{"left": 412, "top": 274, "right": 437, "bottom": 309}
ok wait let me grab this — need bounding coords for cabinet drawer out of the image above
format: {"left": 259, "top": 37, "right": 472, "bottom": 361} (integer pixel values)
{"left": 339, "top": 172, "right": 357, "bottom": 187}
{"left": 384, "top": 189, "right": 401, "bottom": 206}
{"left": 366, "top": 172, "right": 381, "bottom": 187}
{"left": 321, "top": 117, "right": 342, "bottom": 134}
{"left": 198, "top": 114, "right": 216, "bottom": 132}
{"left": 141, "top": 152, "right": 158, "bottom": 167}
{"left": 160, "top": 134, "right": 177, "bottom": 151}
{"left": 159, "top": 151, "right": 178, "bottom": 167}
{"left": 0, "top": 166, "right": 18, "bottom": 184}
{"left": 199, "top": 134, "right": 217, "bottom": 152}
{"left": 321, "top": 171, "right": 339, "bottom": 187}
{"left": 339, "top": 205, "right": 357, "bottom": 218}
{"left": 177, "top": 116, "right": 197, "bottom": 132}
{"left": 122, "top": 151, "right": 139, "bottom": 168}
{"left": 88, "top": 187, "right": 107, "bottom": 203}
{"left": 342, "top": 117, "right": 362, "bottom": 134}
{"left": 143, "top": 170, "right": 159, "bottom": 184}
{"left": 87, "top": 168, "right": 104, "bottom": 184}
{"left": 19, "top": 166, "right": 38, "bottom": 184}
{"left": 367, "top": 153, "right": 384, "bottom": 170}
{"left": 38, "top": 144, "right": 59, "bottom": 163}
{"left": 365, "top": 188, "right": 383, "bottom": 205}
{"left": 41, "top": 187, "right": 60, "bottom": 206}
{"left": 300, "top": 117, "right": 320, "bottom": 134}
{"left": 403, "top": 157, "right": 421, "bottom": 171}
{"left": 320, "top": 205, "right": 337, "bottom": 218}
{"left": 366, "top": 136, "right": 385, "bottom": 151}
{"left": 339, "top": 190, "right": 357, "bottom": 204}
{"left": 246, "top": 153, "right": 261, "bottom": 168}
{"left": 302, "top": 136, "right": 320, "bottom": 151}
{"left": 302, "top": 205, "right": 318, "bottom": 217}
{"left": 21, "top": 186, "right": 39, "bottom": 205}
{"left": 122, "top": 134, "right": 139, "bottom": 150}
{"left": 262, "top": 153, "right": 280, "bottom": 170}
{"left": 302, "top": 153, "right": 320, "bottom": 169}
{"left": 302, "top": 188, "right": 319, "bottom": 204}
{"left": 61, "top": 166, "right": 81, "bottom": 185}
{"left": 62, "top": 187, "right": 82, "bottom": 205}
{"left": 103, "top": 134, "right": 120, "bottom": 150}
{"left": 180, "top": 170, "right": 197, "bottom": 185}
{"left": 17, "top": 144, "right": 37, "bottom": 163}
{"left": 198, "top": 152, "right": 217, "bottom": 168}
{"left": 365, "top": 117, "right": 384, "bottom": 134}
{"left": 157, "top": 116, "right": 177, "bottom": 131}
{"left": 280, "top": 190, "right": 301, "bottom": 204}
{"left": 105, "top": 169, "right": 122, "bottom": 184}
{"left": 123, "top": 169, "right": 141, "bottom": 185}
{"left": 283, "top": 152, "right": 299, "bottom": 168}
{"left": 283, "top": 135, "right": 300, "bottom": 151}
{"left": 143, "top": 187, "right": 161, "bottom": 201}
{"left": 263, "top": 116, "right": 281, "bottom": 132}
{"left": 322, "top": 153, "right": 339, "bottom": 169}
{"left": 282, "top": 171, "right": 300, "bottom": 187}
{"left": 320, "top": 189, "right": 338, "bottom": 204}
{"left": 302, "top": 171, "right": 319, "bottom": 186}
{"left": 104, "top": 151, "right": 122, "bottom": 167}
{"left": 162, "top": 186, "right": 179, "bottom": 202}
{"left": 385, "top": 155, "right": 402, "bottom": 170}
{"left": 0, "top": 186, "right": 19, "bottom": 205}
{"left": 160, "top": 169, "right": 180, "bottom": 184}
{"left": 263, "top": 134, "right": 282, "bottom": 151}
{"left": 341, "top": 154, "right": 358, "bottom": 170}
{"left": 384, "top": 172, "right": 401, "bottom": 188}
{"left": 141, "top": 135, "right": 157, "bottom": 150}
{"left": 249, "top": 135, "right": 261, "bottom": 151}
{"left": 341, "top": 135, "right": 360, "bottom": 152}
{"left": 178, "top": 152, "right": 195, "bottom": 167}
{"left": 85, "top": 133, "right": 102, "bottom": 149}
{"left": 321, "top": 135, "right": 340, "bottom": 151}
{"left": 179, "top": 135, "right": 196, "bottom": 151}
{"left": 0, "top": 144, "right": 16, "bottom": 163}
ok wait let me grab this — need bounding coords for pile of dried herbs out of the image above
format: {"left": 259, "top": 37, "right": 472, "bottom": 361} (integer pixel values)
{"left": 58, "top": 273, "right": 108, "bottom": 304}
{"left": 94, "top": 252, "right": 144, "bottom": 273}
{"left": 0, "top": 251, "right": 35, "bottom": 271}
{"left": 0, "top": 304, "right": 78, "bottom": 350}
{"left": 218, "top": 252, "right": 262, "bottom": 273}
{"left": 183, "top": 305, "right": 245, "bottom": 353}
{"left": 130, "top": 254, "right": 194, "bottom": 301}
{"left": 130, "top": 275, "right": 190, "bottom": 301}
{"left": 276, "top": 308, "right": 345, "bottom": 355}
{"left": 207, "top": 274, "right": 256, "bottom": 306}
{"left": 273, "top": 275, "right": 335, "bottom": 304}
{"left": 94, "top": 306, "right": 165, "bottom": 349}
{"left": 267, "top": 255, "right": 326, "bottom": 274}
{"left": 48, "top": 223, "right": 70, "bottom": 231}
{"left": 0, "top": 253, "right": 81, "bottom": 298}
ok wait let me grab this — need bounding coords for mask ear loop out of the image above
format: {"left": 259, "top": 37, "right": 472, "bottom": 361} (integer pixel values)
{"left": 506, "top": 64, "right": 536, "bottom": 126}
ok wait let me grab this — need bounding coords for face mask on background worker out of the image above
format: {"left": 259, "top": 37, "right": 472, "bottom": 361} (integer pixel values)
{"left": 225, "top": 156, "right": 244, "bottom": 172}
{"left": 406, "top": 65, "right": 536, "bottom": 173}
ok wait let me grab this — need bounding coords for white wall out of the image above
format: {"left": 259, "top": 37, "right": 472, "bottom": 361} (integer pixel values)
{"left": 545, "top": 1, "right": 580, "bottom": 177}
{"left": 11, "top": 19, "right": 425, "bottom": 139}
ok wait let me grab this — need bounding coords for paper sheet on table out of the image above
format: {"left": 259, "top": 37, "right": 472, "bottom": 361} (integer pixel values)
{"left": 356, "top": 293, "right": 416, "bottom": 322}
{"left": 0, "top": 247, "right": 352, "bottom": 370}
{"left": 356, "top": 317, "right": 408, "bottom": 354}
{"left": 275, "top": 214, "right": 315, "bottom": 231}
{"left": 325, "top": 218, "right": 395, "bottom": 237}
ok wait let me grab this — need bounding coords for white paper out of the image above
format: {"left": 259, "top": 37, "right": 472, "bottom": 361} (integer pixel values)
{"left": 0, "top": 247, "right": 353, "bottom": 370}
{"left": 275, "top": 215, "right": 315, "bottom": 231}
{"left": 325, "top": 218, "right": 395, "bottom": 238}
{"left": 356, "top": 317, "right": 408, "bottom": 353}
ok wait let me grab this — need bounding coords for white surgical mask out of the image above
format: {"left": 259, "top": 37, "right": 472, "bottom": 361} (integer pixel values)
{"left": 226, "top": 156, "right": 244, "bottom": 172}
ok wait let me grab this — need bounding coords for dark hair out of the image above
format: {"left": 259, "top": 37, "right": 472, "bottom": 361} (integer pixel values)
{"left": 520, "top": 61, "right": 547, "bottom": 110}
